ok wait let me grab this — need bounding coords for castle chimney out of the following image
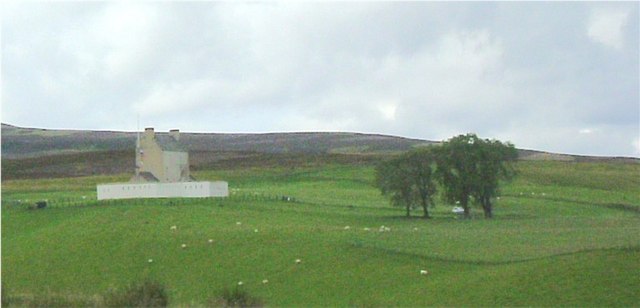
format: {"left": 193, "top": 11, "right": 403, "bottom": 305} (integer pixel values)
{"left": 144, "top": 127, "right": 155, "bottom": 140}
{"left": 169, "top": 129, "right": 180, "bottom": 141}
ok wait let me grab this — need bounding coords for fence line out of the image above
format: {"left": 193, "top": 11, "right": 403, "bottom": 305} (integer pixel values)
{"left": 1, "top": 192, "right": 298, "bottom": 210}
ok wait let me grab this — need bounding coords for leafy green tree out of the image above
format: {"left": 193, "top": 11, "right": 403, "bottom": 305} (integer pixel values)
{"left": 434, "top": 133, "right": 517, "bottom": 219}
{"left": 375, "top": 156, "right": 415, "bottom": 217}
{"left": 375, "top": 148, "right": 437, "bottom": 218}
{"left": 433, "top": 134, "right": 479, "bottom": 218}
{"left": 405, "top": 148, "right": 438, "bottom": 218}
{"left": 473, "top": 138, "right": 518, "bottom": 218}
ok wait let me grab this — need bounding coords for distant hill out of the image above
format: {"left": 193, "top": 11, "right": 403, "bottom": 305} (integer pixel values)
{"left": 1, "top": 123, "right": 432, "bottom": 159}
{"left": 1, "top": 123, "right": 637, "bottom": 180}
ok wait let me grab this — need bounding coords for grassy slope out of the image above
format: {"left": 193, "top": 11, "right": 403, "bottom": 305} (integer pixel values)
{"left": 2, "top": 161, "right": 639, "bottom": 306}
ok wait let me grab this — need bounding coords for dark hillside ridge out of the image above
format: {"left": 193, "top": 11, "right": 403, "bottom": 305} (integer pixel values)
{"left": 1, "top": 123, "right": 432, "bottom": 158}
{"left": 2, "top": 123, "right": 638, "bottom": 163}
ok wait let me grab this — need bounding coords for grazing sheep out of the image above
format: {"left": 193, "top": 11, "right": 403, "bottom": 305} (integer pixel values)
{"left": 413, "top": 227, "right": 419, "bottom": 231}
{"left": 344, "top": 226, "right": 351, "bottom": 230}
{"left": 237, "top": 281, "right": 243, "bottom": 286}
{"left": 236, "top": 222, "right": 242, "bottom": 225}
{"left": 420, "top": 270, "right": 428, "bottom": 275}
{"left": 208, "top": 239, "right": 214, "bottom": 243}
{"left": 254, "top": 229, "right": 259, "bottom": 233}
{"left": 181, "top": 244, "right": 187, "bottom": 249}
{"left": 148, "top": 259, "right": 153, "bottom": 263}
{"left": 363, "top": 227, "right": 370, "bottom": 231}
{"left": 262, "top": 279, "right": 269, "bottom": 284}
{"left": 295, "top": 259, "right": 302, "bottom": 264}
{"left": 170, "top": 225, "right": 177, "bottom": 231}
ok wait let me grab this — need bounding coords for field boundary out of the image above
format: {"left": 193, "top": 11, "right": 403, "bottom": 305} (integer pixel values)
{"left": 504, "top": 194, "right": 640, "bottom": 214}
{"left": 353, "top": 244, "right": 640, "bottom": 266}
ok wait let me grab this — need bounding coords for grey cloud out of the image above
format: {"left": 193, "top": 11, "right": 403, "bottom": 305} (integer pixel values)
{"left": 2, "top": 2, "right": 638, "bottom": 156}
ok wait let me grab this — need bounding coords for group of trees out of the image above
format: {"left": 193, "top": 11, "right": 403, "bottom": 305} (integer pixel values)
{"left": 375, "top": 133, "right": 518, "bottom": 219}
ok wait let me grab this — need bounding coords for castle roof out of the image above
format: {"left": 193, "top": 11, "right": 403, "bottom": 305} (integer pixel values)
{"left": 156, "top": 134, "right": 188, "bottom": 152}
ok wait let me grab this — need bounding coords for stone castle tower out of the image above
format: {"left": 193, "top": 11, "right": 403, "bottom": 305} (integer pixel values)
{"left": 131, "top": 127, "right": 192, "bottom": 183}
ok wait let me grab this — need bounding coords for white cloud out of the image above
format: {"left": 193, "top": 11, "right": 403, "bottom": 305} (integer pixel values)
{"left": 587, "top": 8, "right": 630, "bottom": 50}
{"left": 378, "top": 102, "right": 398, "bottom": 121}
{"left": 2, "top": 2, "right": 638, "bottom": 157}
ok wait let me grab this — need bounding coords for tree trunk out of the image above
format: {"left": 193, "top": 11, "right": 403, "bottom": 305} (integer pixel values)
{"left": 421, "top": 196, "right": 431, "bottom": 219}
{"left": 462, "top": 195, "right": 470, "bottom": 219}
{"left": 406, "top": 204, "right": 411, "bottom": 217}
{"left": 422, "top": 204, "right": 431, "bottom": 219}
{"left": 483, "top": 197, "right": 493, "bottom": 219}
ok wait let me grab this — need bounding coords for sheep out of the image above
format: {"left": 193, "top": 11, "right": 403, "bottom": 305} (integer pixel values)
{"left": 181, "top": 244, "right": 187, "bottom": 249}
{"left": 208, "top": 239, "right": 214, "bottom": 244}
{"left": 170, "top": 225, "right": 177, "bottom": 231}
{"left": 295, "top": 259, "right": 302, "bottom": 264}
{"left": 236, "top": 222, "right": 242, "bottom": 225}
{"left": 413, "top": 227, "right": 419, "bottom": 231}
{"left": 420, "top": 270, "right": 428, "bottom": 275}
{"left": 254, "top": 229, "right": 259, "bottom": 233}
{"left": 237, "top": 281, "right": 243, "bottom": 286}
{"left": 262, "top": 279, "right": 269, "bottom": 284}
{"left": 344, "top": 226, "right": 351, "bottom": 230}
{"left": 148, "top": 259, "right": 153, "bottom": 263}
{"left": 363, "top": 227, "right": 371, "bottom": 231}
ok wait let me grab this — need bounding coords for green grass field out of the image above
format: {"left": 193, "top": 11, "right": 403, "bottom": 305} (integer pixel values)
{"left": 2, "top": 160, "right": 639, "bottom": 306}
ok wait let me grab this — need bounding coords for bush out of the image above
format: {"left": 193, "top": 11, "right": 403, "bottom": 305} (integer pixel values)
{"left": 103, "top": 280, "right": 168, "bottom": 307}
{"left": 208, "top": 287, "right": 263, "bottom": 307}
{"left": 1, "top": 283, "right": 8, "bottom": 307}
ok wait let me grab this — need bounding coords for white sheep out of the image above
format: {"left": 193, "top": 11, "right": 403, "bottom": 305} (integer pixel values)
{"left": 148, "top": 259, "right": 153, "bottom": 263}
{"left": 254, "top": 229, "right": 259, "bottom": 233}
{"left": 181, "top": 244, "right": 187, "bottom": 249}
{"left": 208, "top": 239, "right": 214, "bottom": 243}
{"left": 236, "top": 222, "right": 242, "bottom": 225}
{"left": 420, "top": 269, "right": 428, "bottom": 275}
{"left": 295, "top": 259, "right": 302, "bottom": 264}
{"left": 262, "top": 279, "right": 269, "bottom": 284}
{"left": 344, "top": 226, "right": 351, "bottom": 230}
{"left": 237, "top": 281, "right": 243, "bottom": 286}
{"left": 170, "top": 225, "right": 177, "bottom": 231}
{"left": 363, "top": 227, "right": 371, "bottom": 231}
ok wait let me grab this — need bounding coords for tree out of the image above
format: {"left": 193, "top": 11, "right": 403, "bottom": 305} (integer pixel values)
{"left": 405, "top": 148, "right": 438, "bottom": 218}
{"left": 472, "top": 138, "right": 518, "bottom": 218}
{"left": 434, "top": 133, "right": 517, "bottom": 219}
{"left": 375, "top": 148, "right": 438, "bottom": 218}
{"left": 433, "top": 134, "right": 480, "bottom": 219}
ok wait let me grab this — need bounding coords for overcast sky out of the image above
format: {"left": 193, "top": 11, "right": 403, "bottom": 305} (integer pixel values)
{"left": 2, "top": 2, "right": 639, "bottom": 157}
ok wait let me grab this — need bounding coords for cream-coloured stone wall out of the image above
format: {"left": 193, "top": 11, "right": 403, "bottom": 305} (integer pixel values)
{"left": 163, "top": 151, "right": 189, "bottom": 182}
{"left": 97, "top": 181, "right": 229, "bottom": 200}
{"left": 138, "top": 131, "right": 165, "bottom": 181}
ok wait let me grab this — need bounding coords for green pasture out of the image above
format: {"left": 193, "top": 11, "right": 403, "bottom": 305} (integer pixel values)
{"left": 2, "top": 161, "right": 639, "bottom": 306}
